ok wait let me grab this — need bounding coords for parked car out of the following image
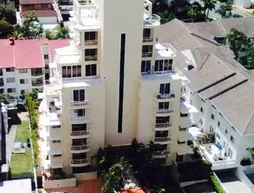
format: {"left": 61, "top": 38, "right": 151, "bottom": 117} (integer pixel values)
{"left": 233, "top": 13, "right": 243, "bottom": 18}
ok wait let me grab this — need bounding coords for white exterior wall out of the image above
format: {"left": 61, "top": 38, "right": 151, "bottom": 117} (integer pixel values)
{"left": 234, "top": 0, "right": 252, "bottom": 8}
{"left": 38, "top": 16, "right": 58, "bottom": 24}
{"left": 100, "top": 0, "right": 144, "bottom": 146}
{"left": 1, "top": 68, "right": 44, "bottom": 97}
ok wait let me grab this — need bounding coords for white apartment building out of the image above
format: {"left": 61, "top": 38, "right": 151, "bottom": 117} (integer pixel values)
{"left": 0, "top": 39, "right": 68, "bottom": 99}
{"left": 39, "top": 0, "right": 192, "bottom": 182}
{"left": 158, "top": 18, "right": 254, "bottom": 172}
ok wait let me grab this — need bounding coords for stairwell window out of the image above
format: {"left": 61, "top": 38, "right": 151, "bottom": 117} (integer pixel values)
{"left": 73, "top": 89, "right": 85, "bottom": 101}
{"left": 85, "top": 64, "right": 97, "bottom": 76}
{"left": 141, "top": 60, "right": 151, "bottom": 74}
{"left": 158, "top": 102, "right": 169, "bottom": 110}
{"left": 85, "top": 49, "right": 97, "bottom": 61}
{"left": 7, "top": 88, "right": 15, "bottom": 93}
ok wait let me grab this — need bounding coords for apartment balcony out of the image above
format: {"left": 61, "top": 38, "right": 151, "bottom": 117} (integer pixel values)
{"left": 142, "top": 52, "right": 152, "bottom": 58}
{"left": 70, "top": 100, "right": 90, "bottom": 108}
{"left": 70, "top": 116, "right": 90, "bottom": 124}
{"left": 155, "top": 109, "right": 173, "bottom": 116}
{"left": 31, "top": 69, "right": 44, "bottom": 77}
{"left": 154, "top": 137, "right": 171, "bottom": 145}
{"left": 154, "top": 122, "right": 172, "bottom": 131}
{"left": 70, "top": 144, "right": 90, "bottom": 153}
{"left": 198, "top": 143, "right": 238, "bottom": 170}
{"left": 32, "top": 78, "right": 44, "bottom": 87}
{"left": 85, "top": 55, "right": 97, "bottom": 61}
{"left": 70, "top": 158, "right": 90, "bottom": 167}
{"left": 153, "top": 150, "right": 170, "bottom": 159}
{"left": 155, "top": 93, "right": 175, "bottom": 102}
{"left": 70, "top": 130, "right": 90, "bottom": 139}
{"left": 143, "top": 36, "right": 153, "bottom": 43}
{"left": 84, "top": 40, "right": 98, "bottom": 46}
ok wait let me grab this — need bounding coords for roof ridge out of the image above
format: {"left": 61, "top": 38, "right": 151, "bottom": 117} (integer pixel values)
{"left": 243, "top": 110, "right": 254, "bottom": 135}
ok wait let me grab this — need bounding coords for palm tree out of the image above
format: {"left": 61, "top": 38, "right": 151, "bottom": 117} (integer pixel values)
{"left": 55, "top": 25, "right": 69, "bottom": 39}
{"left": 187, "top": 3, "right": 202, "bottom": 22}
{"left": 101, "top": 157, "right": 132, "bottom": 193}
{"left": 201, "top": 0, "right": 216, "bottom": 18}
{"left": 226, "top": 28, "right": 249, "bottom": 60}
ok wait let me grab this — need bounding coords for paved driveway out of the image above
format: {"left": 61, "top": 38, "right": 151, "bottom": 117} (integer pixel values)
{"left": 216, "top": 171, "right": 251, "bottom": 193}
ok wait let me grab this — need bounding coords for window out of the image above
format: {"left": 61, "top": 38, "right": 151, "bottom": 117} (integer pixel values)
{"left": 154, "top": 60, "right": 172, "bottom": 72}
{"left": 6, "top": 68, "right": 14, "bottom": 72}
{"left": 200, "top": 107, "right": 203, "bottom": 113}
{"left": 62, "top": 65, "right": 81, "bottom": 78}
{"left": 52, "top": 125, "right": 61, "bottom": 129}
{"left": 142, "top": 45, "right": 153, "bottom": 57}
{"left": 158, "top": 102, "right": 169, "bottom": 110}
{"left": 84, "top": 31, "right": 96, "bottom": 42}
{"left": 52, "top": 140, "right": 61, "bottom": 143}
{"left": 19, "top": 69, "right": 28, "bottom": 73}
{"left": 216, "top": 133, "right": 220, "bottom": 139}
{"left": 177, "top": 140, "right": 186, "bottom": 144}
{"left": 44, "top": 54, "right": 49, "bottom": 60}
{"left": 0, "top": 78, "right": 4, "bottom": 86}
{"left": 53, "top": 154, "right": 62, "bottom": 157}
{"left": 85, "top": 64, "right": 97, "bottom": 76}
{"left": 217, "top": 121, "right": 221, "bottom": 127}
{"left": 180, "top": 112, "right": 188, "bottom": 117}
{"left": 159, "top": 83, "right": 170, "bottom": 95}
{"left": 230, "top": 136, "right": 235, "bottom": 143}
{"left": 211, "top": 114, "right": 214, "bottom": 120}
{"left": 85, "top": 49, "right": 97, "bottom": 61}
{"left": 73, "top": 109, "right": 85, "bottom": 117}
{"left": 141, "top": 60, "right": 151, "bottom": 74}
{"left": 6, "top": 77, "right": 15, "bottom": 83}
{"left": 20, "top": 90, "right": 25, "bottom": 95}
{"left": 7, "top": 88, "right": 15, "bottom": 93}
{"left": 0, "top": 69, "right": 2, "bottom": 76}
{"left": 209, "top": 126, "right": 214, "bottom": 133}
{"left": 143, "top": 28, "right": 152, "bottom": 41}
{"left": 0, "top": 89, "right": 4, "bottom": 94}
{"left": 179, "top": 126, "right": 187, "bottom": 131}
{"left": 41, "top": 3, "right": 48, "bottom": 8}
{"left": 73, "top": 89, "right": 85, "bottom": 101}
{"left": 20, "top": 79, "right": 28, "bottom": 84}
{"left": 225, "top": 129, "right": 228, "bottom": 134}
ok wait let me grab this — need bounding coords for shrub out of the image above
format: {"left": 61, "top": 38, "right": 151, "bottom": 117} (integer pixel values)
{"left": 241, "top": 158, "right": 251, "bottom": 166}
{"left": 211, "top": 175, "right": 226, "bottom": 193}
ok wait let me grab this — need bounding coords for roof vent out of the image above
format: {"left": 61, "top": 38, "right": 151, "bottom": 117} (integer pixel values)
{"left": 9, "top": 37, "right": 15, "bottom": 46}
{"left": 187, "top": 64, "right": 194, "bottom": 71}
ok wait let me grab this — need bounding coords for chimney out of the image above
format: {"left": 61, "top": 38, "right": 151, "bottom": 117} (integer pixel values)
{"left": 9, "top": 37, "right": 15, "bottom": 46}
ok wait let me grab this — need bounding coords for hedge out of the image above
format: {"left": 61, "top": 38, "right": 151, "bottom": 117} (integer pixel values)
{"left": 210, "top": 175, "right": 226, "bottom": 193}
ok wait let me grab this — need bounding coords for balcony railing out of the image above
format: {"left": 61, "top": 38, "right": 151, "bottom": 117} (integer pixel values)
{"left": 70, "top": 100, "right": 89, "bottom": 107}
{"left": 142, "top": 52, "right": 152, "bottom": 57}
{"left": 71, "top": 144, "right": 89, "bottom": 151}
{"left": 71, "top": 158, "right": 89, "bottom": 164}
{"left": 85, "top": 55, "right": 97, "bottom": 61}
{"left": 154, "top": 122, "right": 171, "bottom": 128}
{"left": 154, "top": 137, "right": 171, "bottom": 142}
{"left": 143, "top": 37, "right": 153, "bottom": 42}
{"left": 71, "top": 130, "right": 89, "bottom": 136}
{"left": 156, "top": 93, "right": 175, "bottom": 100}
{"left": 156, "top": 109, "right": 173, "bottom": 114}
{"left": 70, "top": 116, "right": 89, "bottom": 123}
{"left": 32, "top": 81, "right": 43, "bottom": 87}
{"left": 31, "top": 71, "right": 43, "bottom": 76}
{"left": 84, "top": 40, "right": 98, "bottom": 46}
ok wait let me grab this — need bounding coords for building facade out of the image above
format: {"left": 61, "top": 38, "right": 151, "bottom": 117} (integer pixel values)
{"left": 0, "top": 39, "right": 68, "bottom": 99}
{"left": 39, "top": 0, "right": 191, "bottom": 179}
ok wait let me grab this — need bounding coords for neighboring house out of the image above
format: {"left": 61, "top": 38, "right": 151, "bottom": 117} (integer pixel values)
{"left": 17, "top": 0, "right": 58, "bottom": 29}
{"left": 158, "top": 18, "right": 254, "bottom": 182}
{"left": 38, "top": 0, "right": 193, "bottom": 187}
{"left": 234, "top": 0, "right": 253, "bottom": 8}
{"left": 0, "top": 39, "right": 68, "bottom": 99}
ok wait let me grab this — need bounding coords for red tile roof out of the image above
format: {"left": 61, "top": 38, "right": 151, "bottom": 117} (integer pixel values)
{"left": 0, "top": 39, "right": 68, "bottom": 69}
{"left": 121, "top": 188, "right": 146, "bottom": 193}
{"left": 20, "top": 10, "right": 57, "bottom": 17}
{"left": 20, "top": 0, "right": 52, "bottom": 5}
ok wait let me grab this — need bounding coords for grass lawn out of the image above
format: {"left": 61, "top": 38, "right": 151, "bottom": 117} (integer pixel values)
{"left": 10, "top": 121, "right": 34, "bottom": 179}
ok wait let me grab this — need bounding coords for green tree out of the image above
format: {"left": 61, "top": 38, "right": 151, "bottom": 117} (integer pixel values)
{"left": 22, "top": 11, "right": 43, "bottom": 39}
{"left": 216, "top": 1, "right": 233, "bottom": 18}
{"left": 0, "top": 18, "right": 14, "bottom": 38}
{"left": 187, "top": 3, "right": 202, "bottom": 22}
{"left": 11, "top": 29, "right": 23, "bottom": 39}
{"left": 201, "top": 0, "right": 216, "bottom": 18}
{"left": 55, "top": 25, "right": 69, "bottom": 39}
{"left": 44, "top": 29, "right": 55, "bottom": 40}
{"left": 101, "top": 157, "right": 132, "bottom": 193}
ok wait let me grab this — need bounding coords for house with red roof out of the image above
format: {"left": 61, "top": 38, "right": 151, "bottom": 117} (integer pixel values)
{"left": 17, "top": 0, "right": 58, "bottom": 30}
{"left": 0, "top": 39, "right": 68, "bottom": 98}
